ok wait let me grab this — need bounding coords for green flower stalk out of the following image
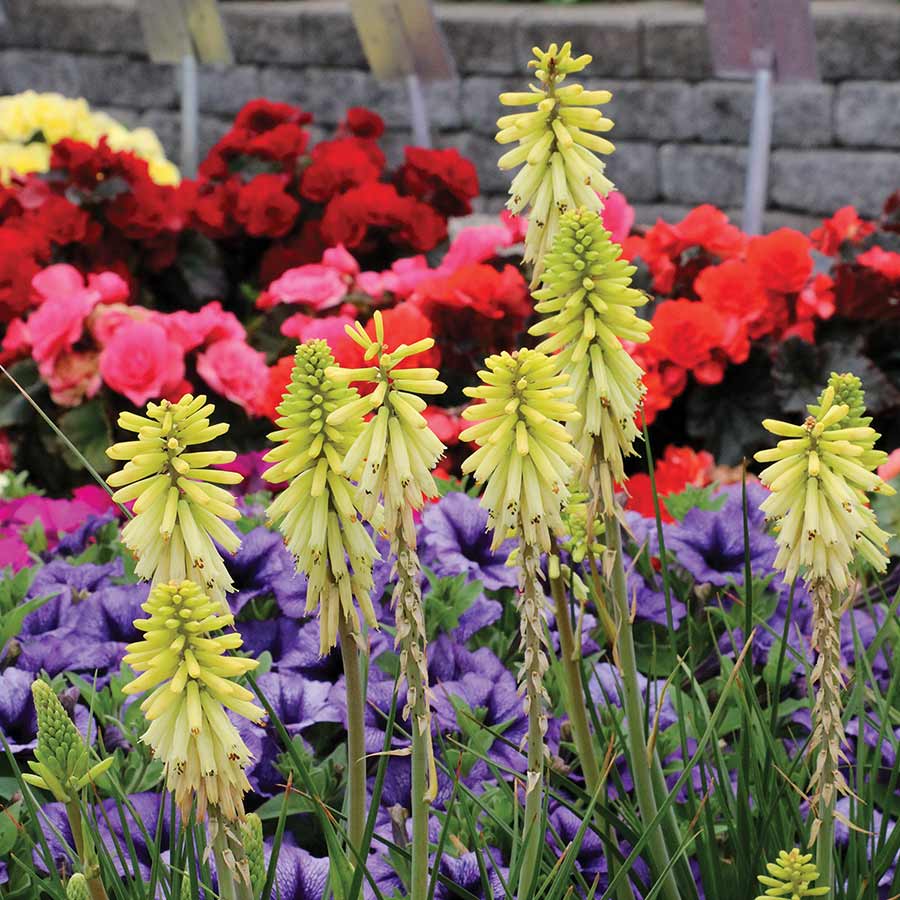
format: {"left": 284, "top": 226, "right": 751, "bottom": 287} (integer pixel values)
{"left": 122, "top": 580, "right": 264, "bottom": 824}
{"left": 263, "top": 340, "right": 379, "bottom": 655}
{"left": 755, "top": 848, "right": 829, "bottom": 900}
{"left": 326, "top": 310, "right": 447, "bottom": 900}
{"left": 263, "top": 340, "right": 380, "bottom": 859}
{"left": 755, "top": 373, "right": 894, "bottom": 888}
{"left": 106, "top": 394, "right": 242, "bottom": 609}
{"left": 25, "top": 681, "right": 112, "bottom": 900}
{"left": 461, "top": 348, "right": 581, "bottom": 899}
{"left": 497, "top": 42, "right": 615, "bottom": 278}
{"left": 531, "top": 207, "right": 650, "bottom": 511}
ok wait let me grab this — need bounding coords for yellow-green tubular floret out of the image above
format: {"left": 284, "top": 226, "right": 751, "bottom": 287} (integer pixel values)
{"left": 326, "top": 310, "right": 448, "bottom": 545}
{"left": 106, "top": 394, "right": 242, "bottom": 609}
{"left": 531, "top": 207, "right": 650, "bottom": 489}
{"left": 755, "top": 377, "right": 895, "bottom": 591}
{"left": 122, "top": 580, "right": 264, "bottom": 821}
{"left": 263, "top": 340, "right": 379, "bottom": 654}
{"left": 755, "top": 848, "right": 829, "bottom": 900}
{"left": 497, "top": 42, "right": 615, "bottom": 276}
{"left": 460, "top": 347, "right": 582, "bottom": 551}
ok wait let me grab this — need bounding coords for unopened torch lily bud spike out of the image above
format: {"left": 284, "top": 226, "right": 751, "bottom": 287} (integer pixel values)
{"left": 496, "top": 42, "right": 615, "bottom": 279}
{"left": 106, "top": 394, "right": 242, "bottom": 610}
{"left": 755, "top": 848, "right": 829, "bottom": 900}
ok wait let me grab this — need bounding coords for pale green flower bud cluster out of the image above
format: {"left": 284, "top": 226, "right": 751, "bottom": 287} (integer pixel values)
{"left": 23, "top": 680, "right": 112, "bottom": 802}
{"left": 66, "top": 874, "right": 90, "bottom": 900}
{"left": 755, "top": 380, "right": 895, "bottom": 591}
{"left": 326, "top": 310, "right": 447, "bottom": 549}
{"left": 531, "top": 208, "right": 650, "bottom": 488}
{"left": 497, "top": 42, "right": 615, "bottom": 275}
{"left": 106, "top": 395, "right": 242, "bottom": 609}
{"left": 123, "top": 580, "right": 264, "bottom": 821}
{"left": 264, "top": 340, "right": 379, "bottom": 654}
{"left": 755, "top": 848, "right": 828, "bottom": 900}
{"left": 241, "top": 812, "right": 266, "bottom": 896}
{"left": 461, "top": 348, "right": 582, "bottom": 552}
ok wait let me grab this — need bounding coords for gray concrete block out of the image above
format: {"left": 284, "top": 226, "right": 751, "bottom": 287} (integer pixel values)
{"left": 0, "top": 49, "right": 82, "bottom": 96}
{"left": 223, "top": 1, "right": 366, "bottom": 68}
{"left": 604, "top": 80, "right": 695, "bottom": 141}
{"left": 693, "top": 81, "right": 833, "bottom": 147}
{"left": 78, "top": 56, "right": 179, "bottom": 109}
{"left": 605, "top": 141, "right": 658, "bottom": 201}
{"left": 770, "top": 149, "right": 900, "bottom": 217}
{"left": 835, "top": 81, "right": 900, "bottom": 148}
{"left": 814, "top": 3, "right": 900, "bottom": 81}
{"left": 642, "top": 6, "right": 711, "bottom": 80}
{"left": 439, "top": 5, "right": 520, "bottom": 76}
{"left": 659, "top": 143, "right": 746, "bottom": 206}
{"left": 27, "top": 1, "right": 144, "bottom": 55}
{"left": 197, "top": 65, "right": 262, "bottom": 117}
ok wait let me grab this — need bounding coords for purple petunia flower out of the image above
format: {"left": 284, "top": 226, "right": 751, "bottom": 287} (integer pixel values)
{"left": 227, "top": 526, "right": 305, "bottom": 616}
{"left": 236, "top": 670, "right": 342, "bottom": 797}
{"left": 665, "top": 483, "right": 776, "bottom": 589}
{"left": 53, "top": 511, "right": 117, "bottom": 557}
{"left": 0, "top": 667, "right": 38, "bottom": 751}
{"left": 420, "top": 492, "right": 517, "bottom": 591}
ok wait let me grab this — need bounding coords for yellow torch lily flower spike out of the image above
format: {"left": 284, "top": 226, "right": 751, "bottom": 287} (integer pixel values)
{"left": 755, "top": 376, "right": 894, "bottom": 592}
{"left": 755, "top": 848, "right": 829, "bottom": 900}
{"left": 497, "top": 42, "right": 615, "bottom": 278}
{"left": 461, "top": 347, "right": 581, "bottom": 898}
{"left": 122, "top": 580, "right": 264, "bottom": 822}
{"left": 263, "top": 340, "right": 379, "bottom": 654}
{"left": 755, "top": 373, "right": 894, "bottom": 877}
{"left": 106, "top": 395, "right": 243, "bottom": 610}
{"left": 531, "top": 207, "right": 650, "bottom": 502}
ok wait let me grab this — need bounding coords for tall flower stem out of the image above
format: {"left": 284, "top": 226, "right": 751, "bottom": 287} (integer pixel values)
{"left": 210, "top": 808, "right": 254, "bottom": 900}
{"left": 596, "top": 459, "right": 681, "bottom": 900}
{"left": 517, "top": 539, "right": 549, "bottom": 900}
{"left": 548, "top": 552, "right": 636, "bottom": 900}
{"left": 395, "top": 536, "right": 436, "bottom": 900}
{"left": 338, "top": 611, "right": 367, "bottom": 860}
{"left": 810, "top": 580, "right": 843, "bottom": 892}
{"left": 64, "top": 801, "right": 108, "bottom": 900}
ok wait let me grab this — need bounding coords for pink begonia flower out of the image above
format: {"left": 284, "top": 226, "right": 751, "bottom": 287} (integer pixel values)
{"left": 0, "top": 533, "right": 30, "bottom": 571}
{"left": 99, "top": 319, "right": 186, "bottom": 406}
{"left": 164, "top": 301, "right": 246, "bottom": 352}
{"left": 878, "top": 448, "right": 900, "bottom": 483}
{"left": 375, "top": 256, "right": 433, "bottom": 298}
{"left": 27, "top": 290, "right": 99, "bottom": 376}
{"left": 89, "top": 303, "right": 154, "bottom": 345}
{"left": 86, "top": 271, "right": 130, "bottom": 304}
{"left": 281, "top": 312, "right": 356, "bottom": 346}
{"left": 321, "top": 244, "right": 359, "bottom": 276}
{"left": 422, "top": 406, "right": 463, "bottom": 445}
{"left": 46, "top": 351, "right": 102, "bottom": 407}
{"left": 857, "top": 246, "right": 900, "bottom": 281}
{"left": 600, "top": 191, "right": 635, "bottom": 244}
{"left": 263, "top": 263, "right": 349, "bottom": 310}
{"left": 30, "top": 263, "right": 85, "bottom": 304}
{"left": 196, "top": 338, "right": 269, "bottom": 413}
{"left": 1, "top": 318, "right": 30, "bottom": 358}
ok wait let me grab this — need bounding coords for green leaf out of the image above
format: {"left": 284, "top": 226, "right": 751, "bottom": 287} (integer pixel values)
{"left": 422, "top": 570, "right": 484, "bottom": 640}
{"left": 663, "top": 483, "right": 727, "bottom": 522}
{"left": 56, "top": 399, "right": 114, "bottom": 475}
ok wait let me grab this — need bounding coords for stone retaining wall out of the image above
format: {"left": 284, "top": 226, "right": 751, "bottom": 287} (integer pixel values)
{"left": 3, "top": 0, "right": 899, "bottom": 229}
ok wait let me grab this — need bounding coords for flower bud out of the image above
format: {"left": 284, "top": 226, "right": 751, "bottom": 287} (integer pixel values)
{"left": 106, "top": 394, "right": 242, "bottom": 610}
{"left": 23, "top": 680, "right": 112, "bottom": 803}
{"left": 264, "top": 341, "right": 379, "bottom": 653}
{"left": 241, "top": 812, "right": 266, "bottom": 896}
{"left": 122, "top": 580, "right": 264, "bottom": 821}
{"left": 497, "top": 42, "right": 615, "bottom": 278}
{"left": 755, "top": 848, "right": 829, "bottom": 899}
{"left": 66, "top": 874, "right": 91, "bottom": 900}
